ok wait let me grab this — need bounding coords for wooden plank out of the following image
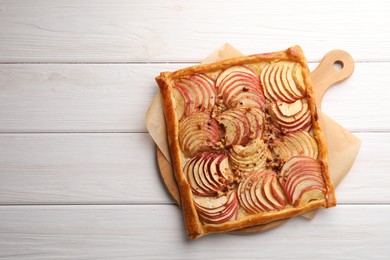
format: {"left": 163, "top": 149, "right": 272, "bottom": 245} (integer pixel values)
{"left": 0, "top": 63, "right": 389, "bottom": 132}
{"left": 0, "top": 133, "right": 171, "bottom": 204}
{"left": 0, "top": 133, "right": 387, "bottom": 204}
{"left": 0, "top": 205, "right": 389, "bottom": 259}
{"left": 0, "top": 0, "right": 389, "bottom": 62}
{"left": 0, "top": 63, "right": 183, "bottom": 132}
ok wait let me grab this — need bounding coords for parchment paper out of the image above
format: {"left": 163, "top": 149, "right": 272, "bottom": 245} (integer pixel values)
{"left": 145, "top": 43, "right": 361, "bottom": 220}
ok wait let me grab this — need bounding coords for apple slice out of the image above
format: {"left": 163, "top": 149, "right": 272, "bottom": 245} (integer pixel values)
{"left": 268, "top": 63, "right": 293, "bottom": 103}
{"left": 262, "top": 173, "right": 285, "bottom": 210}
{"left": 291, "top": 179, "right": 325, "bottom": 206}
{"left": 194, "top": 191, "right": 238, "bottom": 224}
{"left": 217, "top": 107, "right": 264, "bottom": 147}
{"left": 216, "top": 66, "right": 258, "bottom": 86}
{"left": 295, "top": 188, "right": 325, "bottom": 207}
{"left": 216, "top": 66, "right": 265, "bottom": 109}
{"left": 253, "top": 174, "right": 274, "bottom": 211}
{"left": 229, "top": 138, "right": 269, "bottom": 174}
{"left": 173, "top": 74, "right": 216, "bottom": 120}
{"left": 286, "top": 62, "right": 306, "bottom": 97}
{"left": 184, "top": 152, "right": 234, "bottom": 196}
{"left": 179, "top": 112, "right": 221, "bottom": 157}
{"left": 274, "top": 64, "right": 297, "bottom": 103}
{"left": 275, "top": 99, "right": 303, "bottom": 117}
{"left": 292, "top": 63, "right": 306, "bottom": 95}
{"left": 238, "top": 171, "right": 286, "bottom": 213}
{"left": 172, "top": 88, "right": 186, "bottom": 121}
{"left": 217, "top": 109, "right": 248, "bottom": 147}
{"left": 184, "top": 156, "right": 209, "bottom": 196}
{"left": 270, "top": 174, "right": 287, "bottom": 207}
{"left": 261, "top": 62, "right": 305, "bottom": 102}
{"left": 191, "top": 154, "right": 216, "bottom": 196}
{"left": 279, "top": 63, "right": 303, "bottom": 100}
{"left": 270, "top": 130, "right": 319, "bottom": 161}
{"left": 279, "top": 156, "right": 326, "bottom": 206}
{"left": 238, "top": 173, "right": 258, "bottom": 213}
{"left": 268, "top": 99, "right": 312, "bottom": 133}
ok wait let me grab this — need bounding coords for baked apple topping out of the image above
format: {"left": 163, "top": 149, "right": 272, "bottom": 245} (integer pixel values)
{"left": 194, "top": 191, "right": 238, "bottom": 224}
{"left": 216, "top": 107, "right": 264, "bottom": 147}
{"left": 228, "top": 138, "right": 270, "bottom": 174}
{"left": 172, "top": 60, "right": 328, "bottom": 223}
{"left": 184, "top": 152, "right": 234, "bottom": 196}
{"left": 173, "top": 74, "right": 216, "bottom": 121}
{"left": 278, "top": 156, "right": 326, "bottom": 206}
{"left": 237, "top": 171, "right": 286, "bottom": 213}
{"left": 179, "top": 112, "right": 221, "bottom": 157}
{"left": 270, "top": 130, "right": 319, "bottom": 162}
{"left": 216, "top": 66, "right": 265, "bottom": 109}
{"left": 261, "top": 62, "right": 305, "bottom": 103}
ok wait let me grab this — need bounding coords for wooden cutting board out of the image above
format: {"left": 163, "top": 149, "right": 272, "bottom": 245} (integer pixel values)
{"left": 157, "top": 50, "right": 354, "bottom": 234}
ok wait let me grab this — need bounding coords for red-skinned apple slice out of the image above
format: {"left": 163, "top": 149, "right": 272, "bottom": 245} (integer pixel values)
{"left": 249, "top": 174, "right": 268, "bottom": 212}
{"left": 173, "top": 74, "right": 216, "bottom": 120}
{"left": 274, "top": 64, "right": 296, "bottom": 103}
{"left": 254, "top": 174, "right": 274, "bottom": 211}
{"left": 216, "top": 66, "right": 265, "bottom": 109}
{"left": 269, "top": 63, "right": 292, "bottom": 103}
{"left": 217, "top": 109, "right": 249, "bottom": 147}
{"left": 179, "top": 112, "right": 221, "bottom": 157}
{"left": 262, "top": 173, "right": 285, "bottom": 210}
{"left": 262, "top": 62, "right": 306, "bottom": 102}
{"left": 216, "top": 66, "right": 257, "bottom": 86}
{"left": 238, "top": 171, "right": 286, "bottom": 213}
{"left": 261, "top": 64, "right": 278, "bottom": 101}
{"left": 286, "top": 173, "right": 325, "bottom": 200}
{"left": 279, "top": 156, "right": 326, "bottom": 205}
{"left": 268, "top": 99, "right": 312, "bottom": 133}
{"left": 185, "top": 156, "right": 209, "bottom": 196}
{"left": 279, "top": 156, "right": 319, "bottom": 178}
{"left": 238, "top": 173, "right": 257, "bottom": 214}
{"left": 286, "top": 62, "right": 306, "bottom": 97}
{"left": 217, "top": 155, "right": 234, "bottom": 183}
{"left": 185, "top": 152, "right": 234, "bottom": 197}
{"left": 217, "top": 107, "right": 264, "bottom": 147}
{"left": 268, "top": 99, "right": 308, "bottom": 124}
{"left": 192, "top": 154, "right": 215, "bottom": 195}
{"left": 270, "top": 175, "right": 287, "bottom": 207}
{"left": 292, "top": 131, "right": 318, "bottom": 158}
{"left": 291, "top": 180, "right": 325, "bottom": 206}
{"left": 205, "top": 154, "right": 225, "bottom": 189}
{"left": 194, "top": 191, "right": 238, "bottom": 224}
{"left": 271, "top": 130, "right": 319, "bottom": 162}
{"left": 281, "top": 63, "right": 304, "bottom": 99}
{"left": 198, "top": 154, "right": 220, "bottom": 192}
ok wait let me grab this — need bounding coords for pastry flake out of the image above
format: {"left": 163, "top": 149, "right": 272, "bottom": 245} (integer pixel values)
{"left": 156, "top": 46, "right": 336, "bottom": 239}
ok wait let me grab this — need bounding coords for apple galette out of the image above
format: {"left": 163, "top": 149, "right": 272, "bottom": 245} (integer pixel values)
{"left": 156, "top": 46, "right": 336, "bottom": 239}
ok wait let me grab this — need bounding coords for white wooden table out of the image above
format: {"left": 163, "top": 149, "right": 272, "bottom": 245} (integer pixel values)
{"left": 0, "top": 1, "right": 389, "bottom": 259}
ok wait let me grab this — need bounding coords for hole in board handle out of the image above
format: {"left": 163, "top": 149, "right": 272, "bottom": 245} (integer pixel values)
{"left": 333, "top": 60, "right": 344, "bottom": 70}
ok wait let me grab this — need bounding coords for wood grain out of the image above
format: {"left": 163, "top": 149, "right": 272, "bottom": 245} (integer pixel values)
{"left": 0, "top": 0, "right": 389, "bottom": 62}
{"left": 1, "top": 63, "right": 389, "bottom": 132}
{"left": 0, "top": 133, "right": 387, "bottom": 205}
{"left": 0, "top": 205, "right": 389, "bottom": 259}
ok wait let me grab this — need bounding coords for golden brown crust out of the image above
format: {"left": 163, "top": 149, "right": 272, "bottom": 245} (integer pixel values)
{"left": 156, "top": 45, "right": 336, "bottom": 239}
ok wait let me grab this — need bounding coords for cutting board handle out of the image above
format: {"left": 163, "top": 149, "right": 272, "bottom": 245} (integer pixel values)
{"left": 311, "top": 50, "right": 354, "bottom": 108}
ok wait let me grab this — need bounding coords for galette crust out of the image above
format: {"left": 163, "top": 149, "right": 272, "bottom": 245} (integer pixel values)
{"left": 156, "top": 46, "right": 336, "bottom": 239}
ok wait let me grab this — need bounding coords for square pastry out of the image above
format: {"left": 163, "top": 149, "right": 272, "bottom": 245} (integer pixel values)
{"left": 156, "top": 46, "right": 336, "bottom": 239}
